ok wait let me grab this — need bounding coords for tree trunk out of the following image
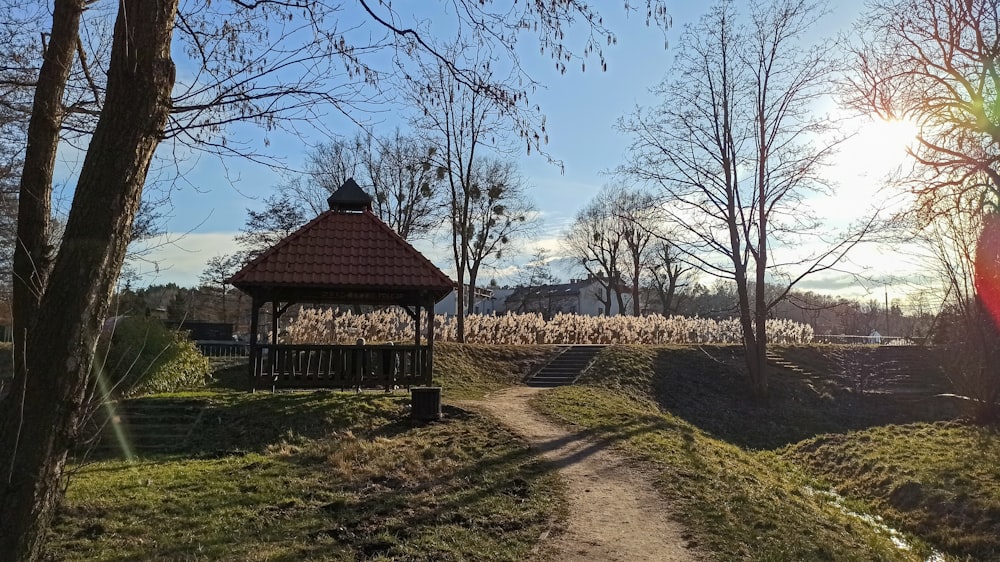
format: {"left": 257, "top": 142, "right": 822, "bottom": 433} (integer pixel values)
{"left": 455, "top": 275, "right": 465, "bottom": 342}
{"left": 0, "top": 2, "right": 178, "bottom": 559}
{"left": 734, "top": 264, "right": 762, "bottom": 396}
{"left": 753, "top": 251, "right": 769, "bottom": 398}
{"left": 753, "top": 99, "right": 770, "bottom": 399}
{"left": 613, "top": 276, "right": 626, "bottom": 314}
{"left": 9, "top": 0, "right": 84, "bottom": 418}
{"left": 466, "top": 270, "right": 478, "bottom": 316}
{"left": 631, "top": 262, "right": 641, "bottom": 316}
{"left": 664, "top": 270, "right": 680, "bottom": 315}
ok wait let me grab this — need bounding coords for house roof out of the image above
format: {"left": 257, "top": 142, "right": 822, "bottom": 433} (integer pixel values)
{"left": 508, "top": 277, "right": 631, "bottom": 299}
{"left": 228, "top": 208, "right": 454, "bottom": 304}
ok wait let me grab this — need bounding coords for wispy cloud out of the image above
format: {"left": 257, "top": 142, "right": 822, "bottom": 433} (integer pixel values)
{"left": 127, "top": 232, "right": 242, "bottom": 287}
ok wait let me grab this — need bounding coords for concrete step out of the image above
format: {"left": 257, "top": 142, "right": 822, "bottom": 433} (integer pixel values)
{"left": 88, "top": 398, "right": 207, "bottom": 458}
{"left": 526, "top": 345, "right": 605, "bottom": 387}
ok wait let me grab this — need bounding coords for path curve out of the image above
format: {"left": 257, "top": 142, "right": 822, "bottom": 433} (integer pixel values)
{"left": 459, "top": 386, "right": 702, "bottom": 562}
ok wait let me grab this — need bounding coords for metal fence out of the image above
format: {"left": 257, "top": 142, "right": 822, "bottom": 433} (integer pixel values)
{"left": 195, "top": 340, "right": 250, "bottom": 357}
{"left": 810, "top": 334, "right": 928, "bottom": 346}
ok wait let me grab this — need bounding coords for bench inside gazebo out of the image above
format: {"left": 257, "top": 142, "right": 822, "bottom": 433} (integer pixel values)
{"left": 227, "top": 179, "right": 454, "bottom": 392}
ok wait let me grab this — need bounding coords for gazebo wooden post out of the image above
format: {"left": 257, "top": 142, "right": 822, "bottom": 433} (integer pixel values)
{"left": 409, "top": 296, "right": 442, "bottom": 420}
{"left": 425, "top": 297, "right": 435, "bottom": 385}
{"left": 270, "top": 300, "right": 279, "bottom": 381}
{"left": 248, "top": 297, "right": 261, "bottom": 392}
{"left": 413, "top": 305, "right": 421, "bottom": 346}
{"left": 413, "top": 304, "right": 422, "bottom": 382}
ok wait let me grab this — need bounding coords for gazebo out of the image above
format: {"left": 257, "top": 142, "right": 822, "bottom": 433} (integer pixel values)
{"left": 228, "top": 179, "right": 454, "bottom": 392}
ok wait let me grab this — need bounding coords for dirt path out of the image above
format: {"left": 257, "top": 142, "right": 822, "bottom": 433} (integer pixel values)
{"left": 459, "top": 386, "right": 702, "bottom": 562}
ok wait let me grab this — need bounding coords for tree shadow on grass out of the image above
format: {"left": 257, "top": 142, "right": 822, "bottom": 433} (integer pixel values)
{"left": 260, "top": 404, "right": 693, "bottom": 561}
{"left": 61, "top": 391, "right": 704, "bottom": 561}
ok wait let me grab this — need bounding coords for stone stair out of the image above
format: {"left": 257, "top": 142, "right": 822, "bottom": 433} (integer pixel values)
{"left": 765, "top": 350, "right": 813, "bottom": 377}
{"left": 866, "top": 346, "right": 950, "bottom": 396}
{"left": 92, "top": 398, "right": 207, "bottom": 457}
{"left": 526, "top": 345, "right": 605, "bottom": 387}
{"left": 767, "top": 346, "right": 952, "bottom": 403}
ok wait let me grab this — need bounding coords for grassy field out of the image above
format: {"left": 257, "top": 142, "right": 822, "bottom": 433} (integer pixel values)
{"left": 46, "top": 344, "right": 564, "bottom": 561}
{"left": 785, "top": 423, "right": 1000, "bottom": 560}
{"left": 535, "top": 344, "right": 996, "bottom": 561}
{"left": 43, "top": 342, "right": 999, "bottom": 561}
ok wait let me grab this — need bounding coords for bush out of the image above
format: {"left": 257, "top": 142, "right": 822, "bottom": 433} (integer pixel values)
{"left": 93, "top": 317, "right": 211, "bottom": 397}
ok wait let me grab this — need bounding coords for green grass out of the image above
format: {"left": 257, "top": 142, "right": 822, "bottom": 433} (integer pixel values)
{"left": 52, "top": 391, "right": 565, "bottom": 561}
{"left": 536, "top": 345, "right": 949, "bottom": 561}
{"left": 432, "top": 343, "right": 557, "bottom": 400}
{"left": 46, "top": 343, "right": 1000, "bottom": 561}
{"left": 784, "top": 423, "right": 1000, "bottom": 560}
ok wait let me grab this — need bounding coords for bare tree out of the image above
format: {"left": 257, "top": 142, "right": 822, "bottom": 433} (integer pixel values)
{"left": 287, "top": 139, "right": 363, "bottom": 214}
{"left": 562, "top": 185, "right": 662, "bottom": 316}
{"left": 409, "top": 45, "right": 516, "bottom": 339}
{"left": 365, "top": 131, "right": 448, "bottom": 240}
{"left": 909, "top": 176, "right": 1000, "bottom": 419}
{"left": 619, "top": 0, "right": 868, "bottom": 397}
{"left": 646, "top": 239, "right": 691, "bottom": 315}
{"left": 235, "top": 194, "right": 308, "bottom": 259}
{"left": 1, "top": 2, "right": 178, "bottom": 558}
{"left": 616, "top": 187, "right": 659, "bottom": 316}
{"left": 519, "top": 248, "right": 561, "bottom": 287}
{"left": 849, "top": 0, "right": 1000, "bottom": 419}
{"left": 562, "top": 187, "right": 628, "bottom": 316}
{"left": 290, "top": 130, "right": 447, "bottom": 240}
{"left": 462, "top": 158, "right": 537, "bottom": 314}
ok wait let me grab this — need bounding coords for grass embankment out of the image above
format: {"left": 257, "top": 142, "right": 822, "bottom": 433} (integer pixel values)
{"left": 47, "top": 346, "right": 564, "bottom": 561}
{"left": 45, "top": 343, "right": 998, "bottom": 560}
{"left": 432, "top": 343, "right": 557, "bottom": 400}
{"left": 534, "top": 345, "right": 951, "bottom": 561}
{"left": 785, "top": 424, "right": 1000, "bottom": 560}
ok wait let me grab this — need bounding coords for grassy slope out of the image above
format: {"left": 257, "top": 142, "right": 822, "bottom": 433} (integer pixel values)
{"left": 784, "top": 423, "right": 1000, "bottom": 560}
{"left": 44, "top": 343, "right": 997, "bottom": 560}
{"left": 642, "top": 344, "right": 960, "bottom": 450}
{"left": 432, "top": 343, "right": 558, "bottom": 400}
{"left": 534, "top": 345, "right": 941, "bottom": 562}
{"left": 47, "top": 347, "right": 565, "bottom": 562}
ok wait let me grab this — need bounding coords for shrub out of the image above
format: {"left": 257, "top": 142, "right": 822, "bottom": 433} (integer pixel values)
{"left": 93, "top": 317, "right": 211, "bottom": 397}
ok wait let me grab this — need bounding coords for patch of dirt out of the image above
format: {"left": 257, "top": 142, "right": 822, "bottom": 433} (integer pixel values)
{"left": 459, "top": 386, "right": 702, "bottom": 562}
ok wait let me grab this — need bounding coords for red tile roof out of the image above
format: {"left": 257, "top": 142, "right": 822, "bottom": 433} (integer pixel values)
{"left": 228, "top": 209, "right": 454, "bottom": 300}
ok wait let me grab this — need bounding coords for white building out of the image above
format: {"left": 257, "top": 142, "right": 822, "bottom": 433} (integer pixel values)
{"left": 434, "top": 285, "right": 506, "bottom": 316}
{"left": 500, "top": 276, "right": 632, "bottom": 318}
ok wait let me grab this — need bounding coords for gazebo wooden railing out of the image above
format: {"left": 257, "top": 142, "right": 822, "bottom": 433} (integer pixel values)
{"left": 250, "top": 343, "right": 432, "bottom": 391}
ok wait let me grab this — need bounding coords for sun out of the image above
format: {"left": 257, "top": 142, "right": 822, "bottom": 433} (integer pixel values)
{"left": 844, "top": 116, "right": 919, "bottom": 177}
{"left": 814, "top": 115, "right": 920, "bottom": 222}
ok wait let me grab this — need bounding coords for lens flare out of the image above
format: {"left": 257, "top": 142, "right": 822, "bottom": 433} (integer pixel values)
{"left": 975, "top": 213, "right": 1000, "bottom": 326}
{"left": 94, "top": 365, "right": 135, "bottom": 462}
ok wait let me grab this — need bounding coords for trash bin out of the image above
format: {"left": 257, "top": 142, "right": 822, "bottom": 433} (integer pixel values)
{"left": 410, "top": 386, "right": 442, "bottom": 421}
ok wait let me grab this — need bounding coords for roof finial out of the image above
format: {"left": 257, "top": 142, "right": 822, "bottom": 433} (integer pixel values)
{"left": 327, "top": 178, "right": 373, "bottom": 212}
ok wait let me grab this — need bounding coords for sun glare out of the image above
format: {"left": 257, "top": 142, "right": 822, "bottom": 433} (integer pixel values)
{"left": 813, "top": 116, "right": 921, "bottom": 224}
{"left": 846, "top": 117, "right": 919, "bottom": 176}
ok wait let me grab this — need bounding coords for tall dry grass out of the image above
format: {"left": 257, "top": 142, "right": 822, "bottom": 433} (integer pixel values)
{"left": 282, "top": 308, "right": 814, "bottom": 345}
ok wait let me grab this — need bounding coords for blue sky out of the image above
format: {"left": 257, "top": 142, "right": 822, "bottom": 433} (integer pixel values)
{"left": 109, "top": 0, "right": 914, "bottom": 301}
